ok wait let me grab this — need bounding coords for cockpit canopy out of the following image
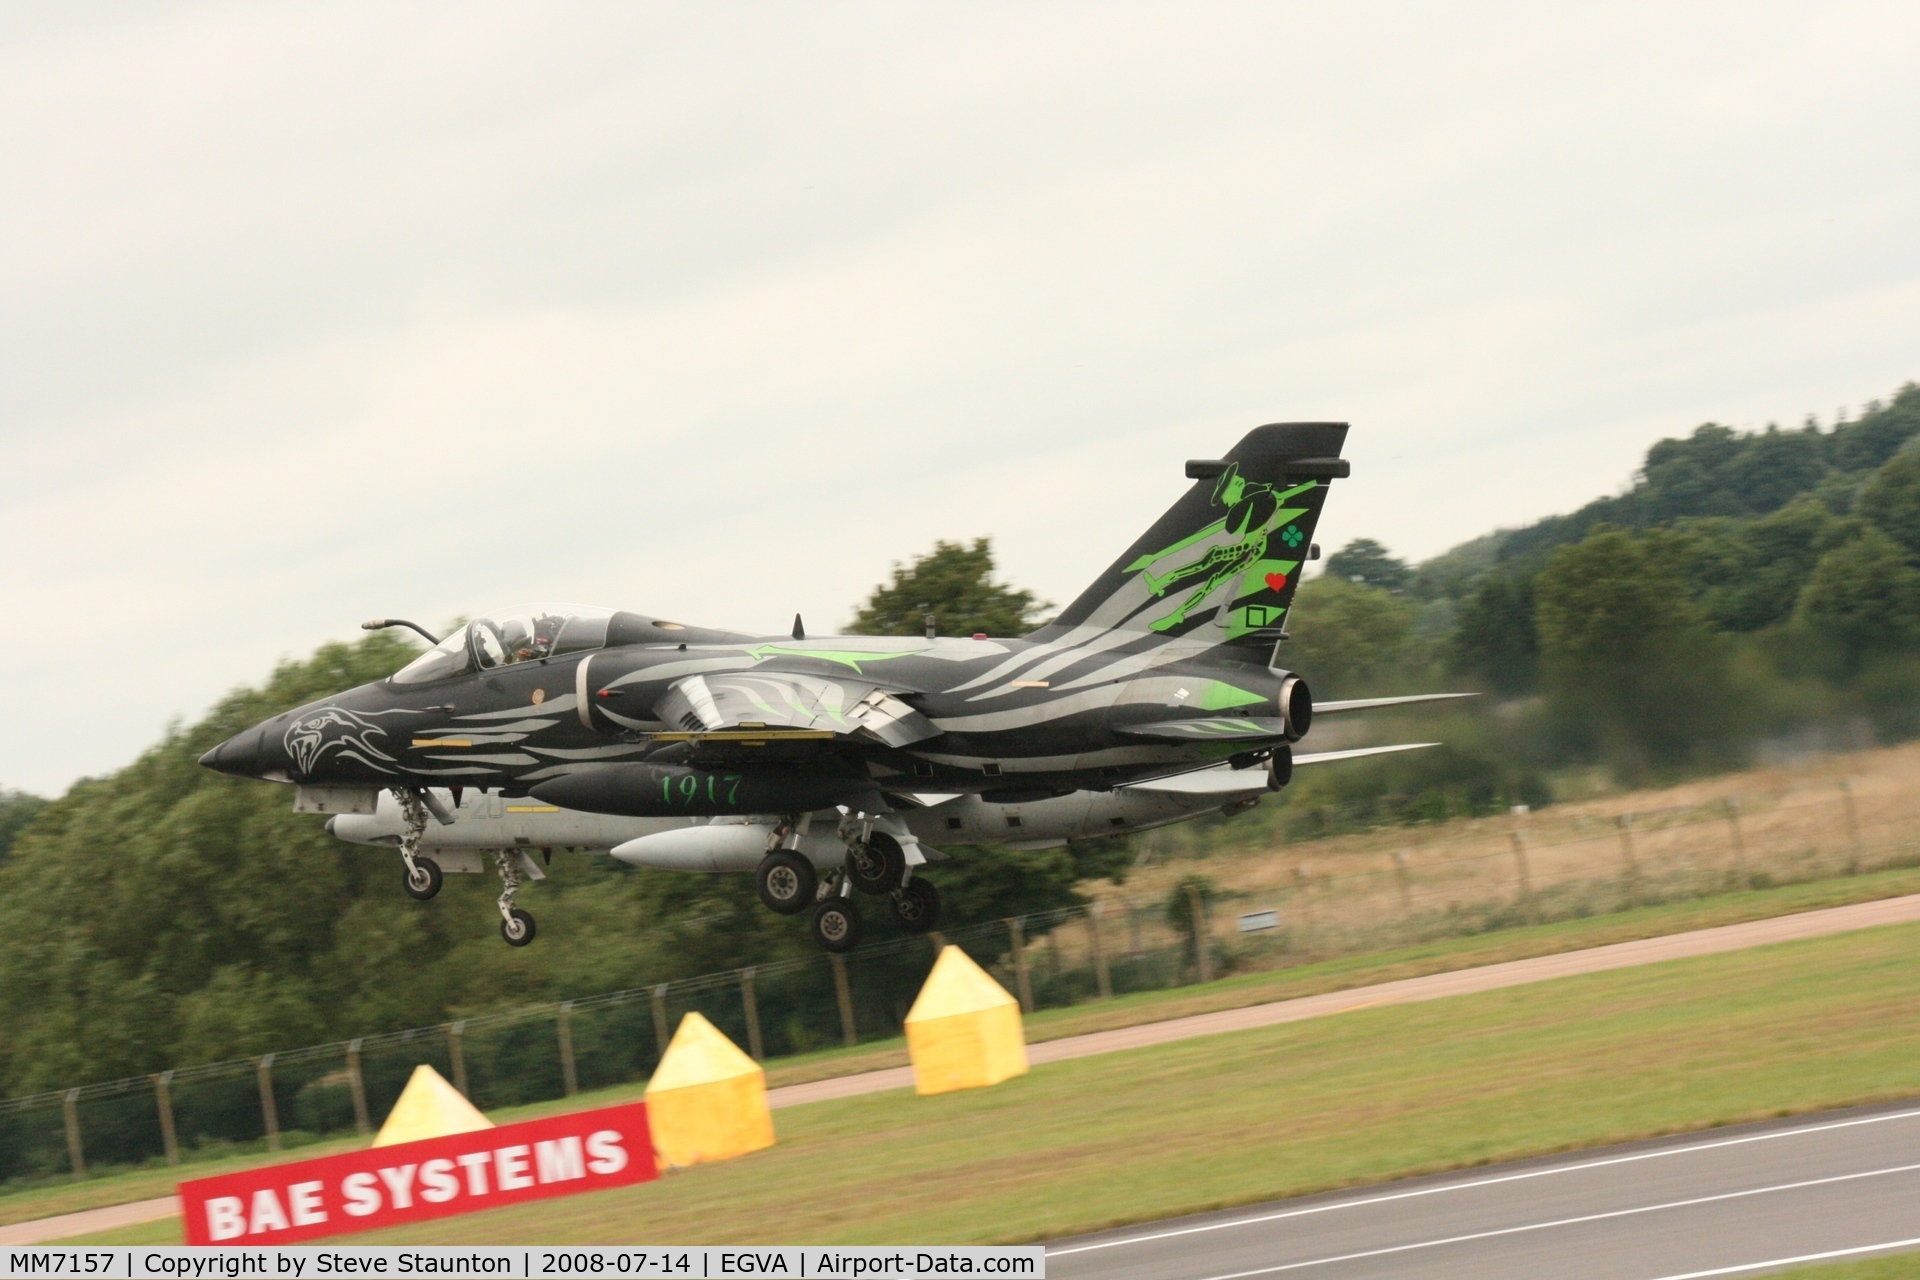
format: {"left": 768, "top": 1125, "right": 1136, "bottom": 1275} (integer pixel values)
{"left": 391, "top": 604, "right": 615, "bottom": 685}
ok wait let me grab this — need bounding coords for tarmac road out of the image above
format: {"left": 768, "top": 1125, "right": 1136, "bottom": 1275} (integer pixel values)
{"left": 1048, "top": 1101, "right": 1920, "bottom": 1280}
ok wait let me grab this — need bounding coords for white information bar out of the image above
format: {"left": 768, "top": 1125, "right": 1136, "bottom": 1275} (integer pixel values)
{"left": 1, "top": 1247, "right": 1044, "bottom": 1279}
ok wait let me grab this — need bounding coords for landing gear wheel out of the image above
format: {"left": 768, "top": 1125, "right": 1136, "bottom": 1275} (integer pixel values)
{"left": 891, "top": 879, "right": 940, "bottom": 932}
{"left": 811, "top": 897, "right": 863, "bottom": 952}
{"left": 402, "top": 857, "right": 443, "bottom": 901}
{"left": 844, "top": 832, "right": 907, "bottom": 894}
{"left": 757, "top": 851, "right": 818, "bottom": 915}
{"left": 500, "top": 908, "right": 536, "bottom": 947}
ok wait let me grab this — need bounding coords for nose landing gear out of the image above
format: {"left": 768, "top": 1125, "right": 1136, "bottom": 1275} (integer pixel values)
{"left": 500, "top": 906, "right": 536, "bottom": 946}
{"left": 402, "top": 856, "right": 443, "bottom": 901}
{"left": 493, "top": 850, "right": 536, "bottom": 947}
{"left": 392, "top": 788, "right": 437, "bottom": 899}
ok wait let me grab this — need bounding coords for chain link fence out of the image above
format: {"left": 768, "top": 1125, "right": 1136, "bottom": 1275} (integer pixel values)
{"left": 0, "top": 901, "right": 1192, "bottom": 1190}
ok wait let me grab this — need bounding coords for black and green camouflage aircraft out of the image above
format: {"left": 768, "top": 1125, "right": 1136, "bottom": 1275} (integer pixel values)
{"left": 203, "top": 422, "right": 1467, "bottom": 950}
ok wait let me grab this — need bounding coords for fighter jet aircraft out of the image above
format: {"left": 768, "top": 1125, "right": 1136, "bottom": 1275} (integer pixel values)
{"left": 202, "top": 421, "right": 1469, "bottom": 951}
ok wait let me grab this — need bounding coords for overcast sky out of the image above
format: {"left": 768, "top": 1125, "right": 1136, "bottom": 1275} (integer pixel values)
{"left": 3, "top": 2, "right": 1917, "bottom": 795}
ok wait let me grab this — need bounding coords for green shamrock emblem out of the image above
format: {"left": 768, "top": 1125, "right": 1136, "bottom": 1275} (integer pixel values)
{"left": 1279, "top": 524, "right": 1304, "bottom": 548}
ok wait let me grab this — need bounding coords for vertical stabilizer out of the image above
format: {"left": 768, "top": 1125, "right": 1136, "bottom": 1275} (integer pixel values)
{"left": 1032, "top": 422, "right": 1349, "bottom": 657}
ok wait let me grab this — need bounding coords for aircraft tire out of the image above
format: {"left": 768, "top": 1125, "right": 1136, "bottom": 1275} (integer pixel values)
{"left": 757, "top": 851, "right": 817, "bottom": 915}
{"left": 811, "top": 897, "right": 862, "bottom": 952}
{"left": 844, "top": 832, "right": 907, "bottom": 894}
{"left": 500, "top": 908, "right": 537, "bottom": 947}
{"left": 402, "top": 857, "right": 443, "bottom": 902}
{"left": 890, "top": 879, "right": 940, "bottom": 932}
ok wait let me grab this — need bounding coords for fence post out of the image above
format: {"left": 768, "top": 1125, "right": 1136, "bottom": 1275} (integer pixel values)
{"left": 346, "top": 1040, "right": 369, "bottom": 1137}
{"left": 829, "top": 954, "right": 858, "bottom": 1047}
{"left": 447, "top": 1022, "right": 469, "bottom": 1098}
{"left": 740, "top": 968, "right": 764, "bottom": 1062}
{"left": 1186, "top": 883, "right": 1215, "bottom": 984}
{"left": 1840, "top": 778, "right": 1864, "bottom": 874}
{"left": 1722, "top": 798, "right": 1751, "bottom": 890}
{"left": 1088, "top": 904, "right": 1113, "bottom": 1000}
{"left": 1616, "top": 814, "right": 1641, "bottom": 908}
{"left": 1125, "top": 897, "right": 1144, "bottom": 959}
{"left": 256, "top": 1054, "right": 282, "bottom": 1151}
{"left": 154, "top": 1071, "right": 179, "bottom": 1167}
{"left": 1008, "top": 917, "right": 1035, "bottom": 1013}
{"left": 651, "top": 985, "right": 672, "bottom": 1060}
{"left": 1393, "top": 848, "right": 1414, "bottom": 918}
{"left": 62, "top": 1088, "right": 85, "bottom": 1181}
{"left": 1508, "top": 806, "right": 1536, "bottom": 925}
{"left": 557, "top": 1002, "right": 579, "bottom": 1097}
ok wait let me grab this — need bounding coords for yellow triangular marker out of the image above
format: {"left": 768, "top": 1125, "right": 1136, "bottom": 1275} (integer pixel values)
{"left": 904, "top": 946, "right": 1028, "bottom": 1095}
{"left": 645, "top": 1013, "right": 774, "bottom": 1168}
{"left": 372, "top": 1065, "right": 494, "bottom": 1148}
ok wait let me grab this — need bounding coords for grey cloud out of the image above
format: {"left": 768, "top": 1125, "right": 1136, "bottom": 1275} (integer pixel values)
{"left": 2, "top": 1, "right": 1918, "bottom": 792}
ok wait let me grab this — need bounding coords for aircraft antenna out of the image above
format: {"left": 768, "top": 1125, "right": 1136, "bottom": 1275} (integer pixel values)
{"left": 363, "top": 618, "right": 442, "bottom": 645}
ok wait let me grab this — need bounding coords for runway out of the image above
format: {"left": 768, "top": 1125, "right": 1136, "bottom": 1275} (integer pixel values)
{"left": 1048, "top": 1101, "right": 1920, "bottom": 1280}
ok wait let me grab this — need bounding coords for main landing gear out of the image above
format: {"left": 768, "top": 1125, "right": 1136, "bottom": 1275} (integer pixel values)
{"left": 757, "top": 815, "right": 818, "bottom": 914}
{"left": 784, "top": 819, "right": 939, "bottom": 953}
{"left": 748, "top": 813, "right": 942, "bottom": 952}
{"left": 891, "top": 878, "right": 940, "bottom": 931}
{"left": 811, "top": 895, "right": 862, "bottom": 951}
{"left": 757, "top": 852, "right": 817, "bottom": 914}
{"left": 842, "top": 826, "right": 940, "bottom": 933}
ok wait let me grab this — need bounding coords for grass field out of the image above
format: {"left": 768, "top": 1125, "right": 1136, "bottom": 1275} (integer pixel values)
{"left": 1781, "top": 1259, "right": 1920, "bottom": 1278}
{"left": 59, "top": 918, "right": 1920, "bottom": 1247}
{"left": 13, "top": 864, "right": 1920, "bottom": 1232}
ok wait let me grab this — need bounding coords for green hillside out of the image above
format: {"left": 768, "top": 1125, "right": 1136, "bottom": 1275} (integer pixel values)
{"left": 1283, "top": 383, "right": 1920, "bottom": 818}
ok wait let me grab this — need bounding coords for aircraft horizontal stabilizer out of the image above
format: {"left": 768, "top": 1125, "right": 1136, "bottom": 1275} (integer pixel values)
{"left": 1314, "top": 692, "right": 1478, "bottom": 715}
{"left": 1114, "top": 717, "right": 1292, "bottom": 743}
{"left": 1122, "top": 741, "right": 1441, "bottom": 796}
{"left": 1293, "top": 741, "right": 1441, "bottom": 766}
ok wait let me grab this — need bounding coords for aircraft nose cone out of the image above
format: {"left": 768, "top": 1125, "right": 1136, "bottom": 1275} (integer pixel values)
{"left": 199, "top": 724, "right": 268, "bottom": 778}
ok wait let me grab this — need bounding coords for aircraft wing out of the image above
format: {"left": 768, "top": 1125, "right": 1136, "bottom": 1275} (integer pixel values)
{"left": 651, "top": 671, "right": 942, "bottom": 748}
{"left": 1121, "top": 742, "right": 1441, "bottom": 796}
{"left": 1313, "top": 692, "right": 1478, "bottom": 715}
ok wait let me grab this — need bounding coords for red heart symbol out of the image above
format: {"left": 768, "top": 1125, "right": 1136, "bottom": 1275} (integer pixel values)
{"left": 1264, "top": 572, "right": 1288, "bottom": 592}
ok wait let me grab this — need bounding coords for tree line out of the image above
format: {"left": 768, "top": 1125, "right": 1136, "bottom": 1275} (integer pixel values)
{"left": 1277, "top": 382, "right": 1920, "bottom": 827}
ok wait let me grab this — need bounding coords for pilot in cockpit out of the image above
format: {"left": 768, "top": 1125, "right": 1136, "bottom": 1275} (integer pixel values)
{"left": 500, "top": 618, "right": 538, "bottom": 663}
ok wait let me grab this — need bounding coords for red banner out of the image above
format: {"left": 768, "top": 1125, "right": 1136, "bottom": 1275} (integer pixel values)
{"left": 180, "top": 1101, "right": 656, "bottom": 1245}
